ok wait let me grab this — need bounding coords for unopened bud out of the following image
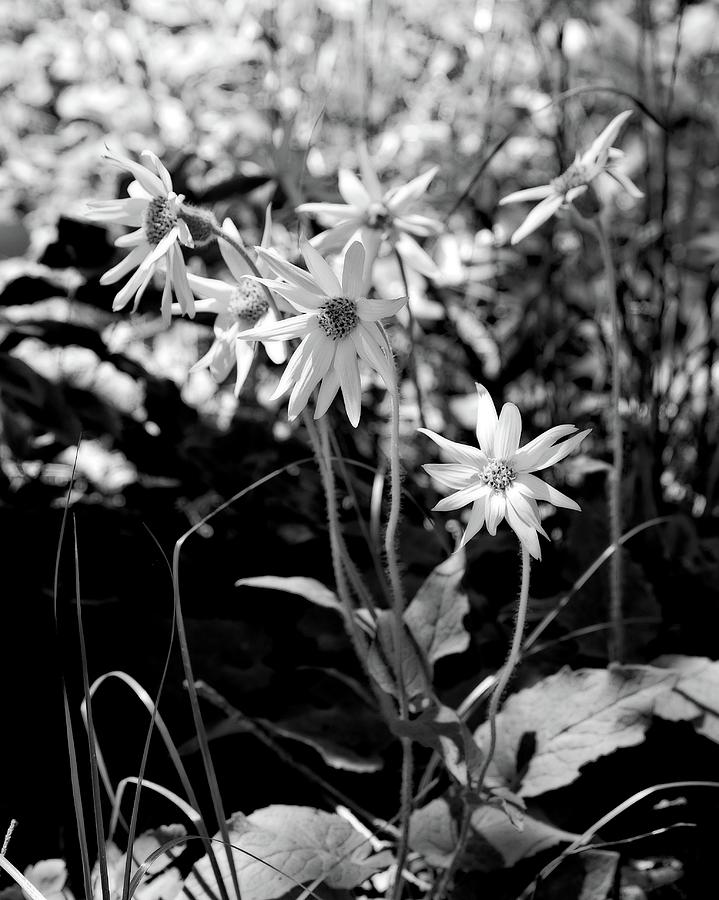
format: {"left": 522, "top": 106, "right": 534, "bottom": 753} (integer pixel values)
{"left": 179, "top": 205, "right": 218, "bottom": 246}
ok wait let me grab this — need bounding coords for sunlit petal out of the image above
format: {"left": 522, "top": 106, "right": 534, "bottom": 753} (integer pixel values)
{"left": 338, "top": 169, "right": 371, "bottom": 209}
{"left": 418, "top": 428, "right": 487, "bottom": 468}
{"left": 475, "top": 383, "right": 499, "bottom": 457}
{"left": 423, "top": 463, "right": 477, "bottom": 491}
{"left": 494, "top": 402, "right": 522, "bottom": 459}
{"left": 510, "top": 194, "right": 564, "bottom": 244}
{"left": 499, "top": 184, "right": 555, "bottom": 205}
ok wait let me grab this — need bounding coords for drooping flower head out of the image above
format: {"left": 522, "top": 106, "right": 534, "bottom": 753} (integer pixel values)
{"left": 86, "top": 150, "right": 196, "bottom": 323}
{"left": 297, "top": 144, "right": 442, "bottom": 280}
{"left": 499, "top": 111, "right": 643, "bottom": 244}
{"left": 175, "top": 209, "right": 287, "bottom": 396}
{"left": 420, "top": 384, "right": 590, "bottom": 559}
{"left": 238, "top": 240, "right": 407, "bottom": 426}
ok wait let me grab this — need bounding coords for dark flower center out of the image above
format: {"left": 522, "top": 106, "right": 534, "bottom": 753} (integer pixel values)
{"left": 228, "top": 281, "right": 269, "bottom": 324}
{"left": 317, "top": 296, "right": 359, "bottom": 341}
{"left": 551, "top": 162, "right": 590, "bottom": 197}
{"left": 480, "top": 458, "right": 516, "bottom": 491}
{"left": 144, "top": 197, "right": 178, "bottom": 245}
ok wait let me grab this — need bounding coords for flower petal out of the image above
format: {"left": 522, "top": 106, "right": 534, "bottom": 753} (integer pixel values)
{"left": 100, "top": 245, "right": 147, "bottom": 285}
{"left": 485, "top": 491, "right": 506, "bottom": 535}
{"left": 385, "top": 167, "right": 438, "bottom": 214}
{"left": 351, "top": 323, "right": 395, "bottom": 389}
{"left": 357, "top": 143, "right": 384, "bottom": 202}
{"left": 169, "top": 243, "right": 195, "bottom": 318}
{"left": 140, "top": 150, "right": 173, "bottom": 193}
{"left": 233, "top": 340, "right": 256, "bottom": 396}
{"left": 510, "top": 194, "right": 564, "bottom": 245}
{"left": 309, "top": 220, "right": 362, "bottom": 255}
{"left": 494, "top": 402, "right": 522, "bottom": 459}
{"left": 342, "top": 242, "right": 366, "bottom": 299}
{"left": 218, "top": 220, "right": 252, "bottom": 282}
{"left": 580, "top": 110, "right": 633, "bottom": 168}
{"left": 288, "top": 332, "right": 335, "bottom": 420}
{"left": 187, "top": 273, "right": 234, "bottom": 303}
{"left": 338, "top": 169, "right": 371, "bottom": 209}
{"left": 297, "top": 203, "right": 360, "bottom": 226}
{"left": 272, "top": 334, "right": 312, "bottom": 399}
{"left": 475, "top": 383, "right": 499, "bottom": 458}
{"left": 423, "top": 463, "right": 477, "bottom": 491}
{"left": 512, "top": 424, "right": 578, "bottom": 471}
{"left": 395, "top": 213, "right": 443, "bottom": 237}
{"left": 499, "top": 185, "right": 555, "bottom": 205}
{"left": 505, "top": 499, "right": 541, "bottom": 560}
{"left": 459, "top": 491, "right": 490, "bottom": 547}
{"left": 515, "top": 473, "right": 580, "bottom": 511}
{"left": 334, "top": 337, "right": 362, "bottom": 427}
{"left": 256, "top": 247, "right": 324, "bottom": 297}
{"left": 239, "top": 312, "right": 315, "bottom": 342}
{"left": 433, "top": 480, "right": 488, "bottom": 512}
{"left": 314, "top": 367, "right": 341, "bottom": 420}
{"left": 418, "top": 427, "right": 487, "bottom": 468}
{"left": 528, "top": 428, "right": 591, "bottom": 471}
{"left": 357, "top": 295, "right": 408, "bottom": 322}
{"left": 606, "top": 168, "right": 644, "bottom": 200}
{"left": 394, "top": 232, "right": 439, "bottom": 278}
{"left": 104, "top": 152, "right": 166, "bottom": 197}
{"left": 300, "top": 239, "right": 342, "bottom": 297}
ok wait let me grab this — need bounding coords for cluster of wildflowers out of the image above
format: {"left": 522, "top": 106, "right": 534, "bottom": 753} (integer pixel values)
{"left": 87, "top": 111, "right": 641, "bottom": 552}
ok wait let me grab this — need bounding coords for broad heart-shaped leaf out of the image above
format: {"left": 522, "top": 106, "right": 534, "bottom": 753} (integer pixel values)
{"left": 409, "top": 798, "right": 578, "bottom": 872}
{"left": 235, "top": 576, "right": 344, "bottom": 614}
{"left": 652, "top": 655, "right": 719, "bottom": 743}
{"left": 404, "top": 549, "right": 470, "bottom": 666}
{"left": 366, "top": 610, "right": 431, "bottom": 700}
{"left": 184, "top": 806, "right": 393, "bottom": 900}
{"left": 474, "top": 665, "right": 680, "bottom": 798}
{"left": 391, "top": 703, "right": 483, "bottom": 787}
{"left": 367, "top": 551, "right": 469, "bottom": 700}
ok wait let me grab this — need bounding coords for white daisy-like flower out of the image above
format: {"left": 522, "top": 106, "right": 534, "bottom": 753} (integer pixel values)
{"left": 85, "top": 150, "right": 196, "bottom": 324}
{"left": 238, "top": 240, "right": 407, "bottom": 427}
{"left": 420, "top": 384, "right": 590, "bottom": 559}
{"left": 499, "top": 110, "right": 643, "bottom": 245}
{"left": 175, "top": 210, "right": 287, "bottom": 396}
{"left": 296, "top": 144, "right": 442, "bottom": 280}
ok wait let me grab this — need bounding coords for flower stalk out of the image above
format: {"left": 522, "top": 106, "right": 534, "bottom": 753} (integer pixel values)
{"left": 594, "top": 218, "right": 624, "bottom": 663}
{"left": 435, "top": 543, "right": 531, "bottom": 899}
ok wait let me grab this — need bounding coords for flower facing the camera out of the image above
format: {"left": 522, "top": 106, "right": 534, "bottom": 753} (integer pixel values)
{"left": 499, "top": 110, "right": 643, "bottom": 244}
{"left": 238, "top": 240, "right": 407, "bottom": 426}
{"left": 420, "top": 384, "right": 590, "bottom": 559}
{"left": 177, "top": 211, "right": 287, "bottom": 396}
{"left": 86, "top": 150, "right": 196, "bottom": 323}
{"left": 297, "top": 144, "right": 442, "bottom": 280}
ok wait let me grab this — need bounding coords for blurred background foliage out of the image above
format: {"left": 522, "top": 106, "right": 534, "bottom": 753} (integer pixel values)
{"left": 3, "top": 0, "right": 719, "bottom": 872}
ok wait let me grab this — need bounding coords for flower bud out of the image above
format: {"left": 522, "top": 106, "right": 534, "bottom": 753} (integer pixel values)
{"left": 179, "top": 204, "right": 219, "bottom": 246}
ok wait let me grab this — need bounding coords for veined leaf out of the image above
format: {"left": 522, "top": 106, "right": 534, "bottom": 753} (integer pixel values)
{"left": 474, "top": 665, "right": 679, "bottom": 797}
{"left": 184, "top": 806, "right": 393, "bottom": 900}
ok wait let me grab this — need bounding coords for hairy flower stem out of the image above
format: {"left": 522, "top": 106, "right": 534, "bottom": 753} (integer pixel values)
{"left": 435, "top": 544, "right": 531, "bottom": 900}
{"left": 311, "top": 414, "right": 370, "bottom": 662}
{"left": 594, "top": 218, "right": 624, "bottom": 663}
{"left": 386, "top": 376, "right": 413, "bottom": 900}
{"left": 394, "top": 249, "right": 427, "bottom": 429}
{"left": 209, "top": 223, "right": 283, "bottom": 321}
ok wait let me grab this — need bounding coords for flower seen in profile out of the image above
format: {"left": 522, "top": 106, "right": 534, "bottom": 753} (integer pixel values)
{"left": 499, "top": 110, "right": 643, "bottom": 244}
{"left": 238, "top": 240, "right": 407, "bottom": 426}
{"left": 420, "top": 384, "right": 590, "bottom": 559}
{"left": 296, "top": 144, "right": 442, "bottom": 280}
{"left": 177, "top": 210, "right": 287, "bottom": 396}
{"left": 86, "top": 150, "right": 196, "bottom": 324}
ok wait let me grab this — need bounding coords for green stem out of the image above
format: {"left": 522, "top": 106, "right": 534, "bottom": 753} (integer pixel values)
{"left": 386, "top": 376, "right": 413, "bottom": 900}
{"left": 394, "top": 249, "right": 427, "bottom": 429}
{"left": 594, "top": 218, "right": 624, "bottom": 663}
{"left": 435, "top": 544, "right": 531, "bottom": 900}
